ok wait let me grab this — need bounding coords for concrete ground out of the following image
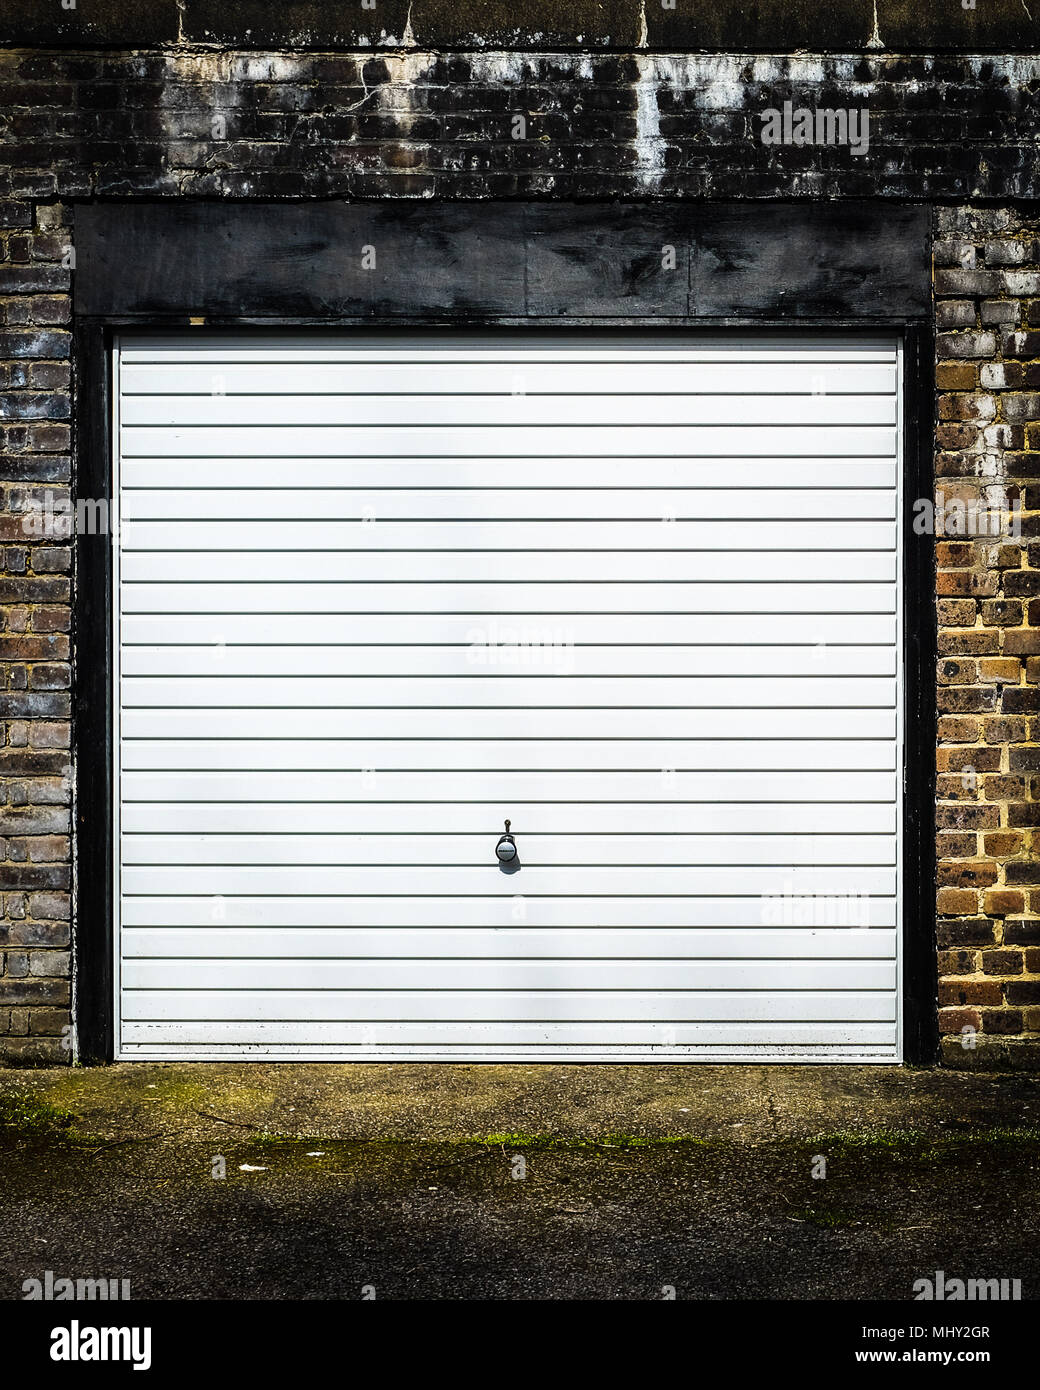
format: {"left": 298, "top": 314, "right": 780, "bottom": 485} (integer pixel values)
{"left": 1, "top": 1063, "right": 1039, "bottom": 1300}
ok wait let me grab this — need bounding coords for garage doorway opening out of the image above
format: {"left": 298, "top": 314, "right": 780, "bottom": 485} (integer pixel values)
{"left": 109, "top": 331, "right": 905, "bottom": 1061}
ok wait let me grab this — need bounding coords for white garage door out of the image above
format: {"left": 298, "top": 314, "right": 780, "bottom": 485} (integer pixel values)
{"left": 113, "top": 333, "right": 903, "bottom": 1061}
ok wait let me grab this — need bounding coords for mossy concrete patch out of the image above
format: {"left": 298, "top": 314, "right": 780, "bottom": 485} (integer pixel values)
{"left": 0, "top": 1089, "right": 77, "bottom": 1140}
{"left": 5, "top": 1062, "right": 1040, "bottom": 1145}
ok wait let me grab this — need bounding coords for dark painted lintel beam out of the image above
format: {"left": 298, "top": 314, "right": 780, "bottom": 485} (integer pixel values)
{"left": 74, "top": 200, "right": 931, "bottom": 322}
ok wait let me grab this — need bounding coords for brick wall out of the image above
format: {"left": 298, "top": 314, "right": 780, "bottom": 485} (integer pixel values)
{"left": 0, "top": 195, "right": 73, "bottom": 1064}
{"left": 2, "top": 43, "right": 1040, "bottom": 1063}
{"left": 3, "top": 51, "right": 1040, "bottom": 201}
{"left": 934, "top": 207, "right": 1040, "bottom": 1068}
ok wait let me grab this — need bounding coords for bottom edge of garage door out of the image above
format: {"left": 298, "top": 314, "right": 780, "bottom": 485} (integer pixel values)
{"left": 115, "top": 1045, "right": 901, "bottom": 1063}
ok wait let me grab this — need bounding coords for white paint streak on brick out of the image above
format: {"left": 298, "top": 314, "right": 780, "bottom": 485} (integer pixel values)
{"left": 692, "top": 55, "right": 747, "bottom": 111}
{"left": 467, "top": 52, "right": 544, "bottom": 85}
{"left": 867, "top": 0, "right": 884, "bottom": 50}
{"left": 376, "top": 50, "right": 440, "bottom": 190}
{"left": 633, "top": 55, "right": 665, "bottom": 191}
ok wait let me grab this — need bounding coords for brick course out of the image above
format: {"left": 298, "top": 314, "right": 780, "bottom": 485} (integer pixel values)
{"left": 2, "top": 42, "right": 1040, "bottom": 1063}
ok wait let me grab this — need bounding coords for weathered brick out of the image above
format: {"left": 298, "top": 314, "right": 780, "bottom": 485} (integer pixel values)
{"left": 936, "top": 541, "right": 976, "bottom": 567}
{"left": 937, "top": 917, "right": 998, "bottom": 948}
{"left": 982, "top": 716, "right": 1028, "bottom": 743}
{"left": 980, "top": 1009, "right": 1025, "bottom": 1034}
{"left": 0, "top": 807, "right": 68, "bottom": 835}
{"left": 939, "top": 629, "right": 1000, "bottom": 655}
{"left": 937, "top": 362, "right": 978, "bottom": 390}
{"left": 27, "top": 949, "right": 68, "bottom": 976}
{"left": 984, "top": 239, "right": 1036, "bottom": 266}
{"left": 995, "top": 547, "right": 1024, "bottom": 570}
{"left": 1004, "top": 629, "right": 1040, "bottom": 655}
{"left": 979, "top": 659, "right": 1022, "bottom": 684}
{"left": 0, "top": 1034, "right": 65, "bottom": 1062}
{"left": 937, "top": 861, "right": 999, "bottom": 890}
{"left": 978, "top": 597, "right": 1017, "bottom": 625}
{"left": 936, "top": 599, "right": 977, "bottom": 628}
{"left": 939, "top": 1006, "right": 982, "bottom": 1036}
{"left": 937, "top": 715, "right": 980, "bottom": 742}
{"left": 938, "top": 687, "right": 997, "bottom": 714}
{"left": 27, "top": 891, "right": 69, "bottom": 919}
{"left": 985, "top": 774, "right": 1029, "bottom": 800}
{"left": 982, "top": 832, "right": 1023, "bottom": 857}
{"left": 1005, "top": 860, "right": 1040, "bottom": 885}
{"left": 937, "top": 657, "right": 977, "bottom": 685}
{"left": 1006, "top": 919, "right": 1040, "bottom": 945}
{"left": 938, "top": 978, "right": 1002, "bottom": 1006}
{"left": 937, "top": 888, "right": 979, "bottom": 915}
{"left": 936, "top": 774, "right": 979, "bottom": 801}
{"left": 0, "top": 976, "right": 68, "bottom": 1006}
{"left": 27, "top": 1006, "right": 68, "bottom": 1035}
{"left": 935, "top": 330, "right": 998, "bottom": 359}
{"left": 983, "top": 888, "right": 1026, "bottom": 915}
{"left": 937, "top": 804, "right": 1001, "bottom": 830}
{"left": 937, "top": 746, "right": 1000, "bottom": 773}
{"left": 937, "top": 831, "right": 978, "bottom": 858}
{"left": 936, "top": 301, "right": 978, "bottom": 329}
{"left": 1006, "top": 981, "right": 1040, "bottom": 1006}
{"left": 0, "top": 919, "right": 68, "bottom": 946}
{"left": 938, "top": 394, "right": 996, "bottom": 423}
{"left": 980, "top": 299, "right": 1020, "bottom": 327}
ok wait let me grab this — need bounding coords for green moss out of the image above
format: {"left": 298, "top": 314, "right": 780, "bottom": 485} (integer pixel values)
{"left": 243, "top": 1130, "right": 706, "bottom": 1153}
{"left": 809, "top": 1126, "right": 1040, "bottom": 1162}
{"left": 970, "top": 1125, "right": 1040, "bottom": 1143}
{"left": 0, "top": 1089, "right": 77, "bottom": 1139}
{"left": 247, "top": 1131, "right": 300, "bottom": 1148}
{"left": 142, "top": 1079, "right": 211, "bottom": 1108}
{"left": 480, "top": 1132, "right": 702, "bottom": 1151}
{"left": 809, "top": 1128, "right": 926, "bottom": 1153}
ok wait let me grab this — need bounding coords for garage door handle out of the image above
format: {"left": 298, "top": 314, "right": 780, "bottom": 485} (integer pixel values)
{"left": 495, "top": 819, "right": 518, "bottom": 864}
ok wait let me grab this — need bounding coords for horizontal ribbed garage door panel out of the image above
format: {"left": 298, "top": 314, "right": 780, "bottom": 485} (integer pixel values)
{"left": 121, "top": 613, "right": 896, "bottom": 646}
{"left": 121, "top": 895, "right": 899, "bottom": 929}
{"left": 121, "top": 488, "right": 897, "bottom": 522}
{"left": 120, "top": 520, "right": 897, "bottom": 552}
{"left": 115, "top": 333, "right": 903, "bottom": 1061}
{"left": 123, "top": 397, "right": 898, "bottom": 428}
{"left": 122, "top": 928, "right": 898, "bottom": 959}
{"left": 122, "top": 425, "right": 897, "bottom": 457}
{"left": 122, "top": 647, "right": 896, "bottom": 677}
{"left": 121, "top": 361, "right": 898, "bottom": 395}
{"left": 118, "top": 1023, "right": 899, "bottom": 1055}
{"left": 121, "top": 802, "right": 896, "bottom": 835}
{"left": 121, "top": 740, "right": 896, "bottom": 772}
{"left": 123, "top": 960, "right": 896, "bottom": 992}
{"left": 122, "top": 552, "right": 898, "bottom": 583}
{"left": 121, "top": 991, "right": 896, "bottom": 1024}
{"left": 122, "top": 769, "right": 899, "bottom": 801}
{"left": 122, "top": 581, "right": 898, "bottom": 616}
{"left": 122, "top": 458, "right": 899, "bottom": 491}
{"left": 122, "top": 866, "right": 897, "bottom": 895}
{"left": 121, "top": 676, "right": 897, "bottom": 708}
{"left": 122, "top": 832, "right": 896, "bottom": 867}
{"left": 121, "top": 708, "right": 897, "bottom": 741}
